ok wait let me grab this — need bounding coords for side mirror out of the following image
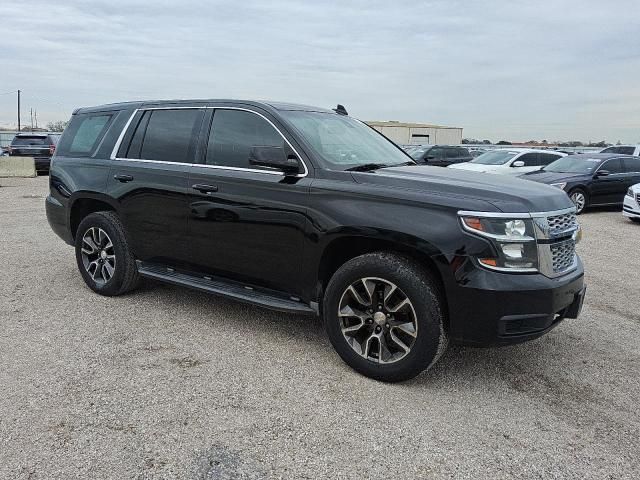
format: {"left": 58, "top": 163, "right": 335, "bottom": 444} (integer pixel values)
{"left": 511, "top": 160, "right": 525, "bottom": 167}
{"left": 425, "top": 155, "right": 435, "bottom": 160}
{"left": 249, "top": 146, "right": 300, "bottom": 175}
{"left": 595, "top": 169, "right": 610, "bottom": 177}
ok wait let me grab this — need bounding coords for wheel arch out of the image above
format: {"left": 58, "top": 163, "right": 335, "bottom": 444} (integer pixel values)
{"left": 315, "top": 233, "right": 449, "bottom": 327}
{"left": 69, "top": 193, "right": 119, "bottom": 240}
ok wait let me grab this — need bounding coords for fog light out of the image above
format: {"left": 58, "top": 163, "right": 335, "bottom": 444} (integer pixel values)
{"left": 501, "top": 243, "right": 524, "bottom": 259}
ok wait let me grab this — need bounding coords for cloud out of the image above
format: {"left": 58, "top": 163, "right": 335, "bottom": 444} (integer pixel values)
{"left": 0, "top": 0, "right": 639, "bottom": 142}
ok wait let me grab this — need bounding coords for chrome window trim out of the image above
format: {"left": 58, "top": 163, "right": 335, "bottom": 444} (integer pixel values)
{"left": 110, "top": 106, "right": 309, "bottom": 178}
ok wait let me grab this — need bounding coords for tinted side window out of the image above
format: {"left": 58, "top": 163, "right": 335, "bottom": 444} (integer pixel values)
{"left": 623, "top": 157, "right": 640, "bottom": 172}
{"left": 138, "top": 109, "right": 203, "bottom": 163}
{"left": 601, "top": 158, "right": 623, "bottom": 173}
{"left": 445, "top": 148, "right": 459, "bottom": 159}
{"left": 427, "top": 147, "right": 444, "bottom": 160}
{"left": 58, "top": 114, "right": 112, "bottom": 156}
{"left": 617, "top": 147, "right": 635, "bottom": 155}
{"left": 458, "top": 147, "right": 470, "bottom": 157}
{"left": 124, "top": 111, "right": 151, "bottom": 159}
{"left": 517, "top": 153, "right": 539, "bottom": 166}
{"left": 206, "top": 110, "right": 284, "bottom": 168}
{"left": 600, "top": 146, "right": 618, "bottom": 154}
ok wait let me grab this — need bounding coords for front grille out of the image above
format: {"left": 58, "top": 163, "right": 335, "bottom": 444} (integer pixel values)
{"left": 547, "top": 212, "right": 578, "bottom": 237}
{"left": 550, "top": 239, "right": 575, "bottom": 273}
{"left": 636, "top": 193, "right": 640, "bottom": 206}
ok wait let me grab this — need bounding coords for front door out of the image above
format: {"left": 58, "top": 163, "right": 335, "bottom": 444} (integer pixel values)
{"left": 590, "top": 158, "right": 625, "bottom": 205}
{"left": 108, "top": 107, "right": 205, "bottom": 266}
{"left": 187, "top": 108, "right": 310, "bottom": 296}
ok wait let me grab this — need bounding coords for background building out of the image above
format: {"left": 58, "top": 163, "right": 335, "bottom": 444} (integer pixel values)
{"left": 366, "top": 121, "right": 463, "bottom": 145}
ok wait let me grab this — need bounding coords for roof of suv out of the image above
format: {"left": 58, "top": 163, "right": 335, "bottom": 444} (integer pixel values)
{"left": 75, "top": 99, "right": 335, "bottom": 115}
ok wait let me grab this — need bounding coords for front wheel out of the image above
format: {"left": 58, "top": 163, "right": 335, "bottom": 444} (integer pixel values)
{"left": 568, "top": 188, "right": 588, "bottom": 214}
{"left": 323, "top": 252, "right": 448, "bottom": 382}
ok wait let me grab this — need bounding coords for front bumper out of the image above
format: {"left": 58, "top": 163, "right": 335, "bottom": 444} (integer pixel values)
{"left": 438, "top": 255, "right": 585, "bottom": 346}
{"left": 622, "top": 195, "right": 640, "bottom": 218}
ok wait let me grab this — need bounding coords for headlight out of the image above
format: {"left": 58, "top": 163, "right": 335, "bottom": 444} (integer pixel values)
{"left": 550, "top": 182, "right": 567, "bottom": 190}
{"left": 627, "top": 188, "right": 634, "bottom": 197}
{"left": 460, "top": 215, "right": 538, "bottom": 271}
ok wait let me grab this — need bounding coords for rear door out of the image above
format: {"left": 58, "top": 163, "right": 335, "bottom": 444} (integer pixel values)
{"left": 108, "top": 107, "right": 205, "bottom": 266}
{"left": 621, "top": 156, "right": 640, "bottom": 195}
{"left": 187, "top": 107, "right": 310, "bottom": 295}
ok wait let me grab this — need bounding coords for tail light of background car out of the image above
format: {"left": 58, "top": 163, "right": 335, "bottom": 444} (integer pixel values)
{"left": 49, "top": 144, "right": 56, "bottom": 155}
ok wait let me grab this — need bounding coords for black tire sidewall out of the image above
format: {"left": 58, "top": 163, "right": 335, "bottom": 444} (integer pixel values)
{"left": 75, "top": 213, "right": 129, "bottom": 296}
{"left": 323, "top": 253, "right": 445, "bottom": 382}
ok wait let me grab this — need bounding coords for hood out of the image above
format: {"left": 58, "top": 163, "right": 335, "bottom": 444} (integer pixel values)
{"left": 351, "top": 165, "right": 574, "bottom": 213}
{"left": 520, "top": 170, "right": 591, "bottom": 184}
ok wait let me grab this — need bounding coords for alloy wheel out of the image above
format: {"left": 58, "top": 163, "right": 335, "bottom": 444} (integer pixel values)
{"left": 570, "top": 191, "right": 586, "bottom": 213}
{"left": 338, "top": 277, "right": 418, "bottom": 364}
{"left": 80, "top": 227, "right": 116, "bottom": 285}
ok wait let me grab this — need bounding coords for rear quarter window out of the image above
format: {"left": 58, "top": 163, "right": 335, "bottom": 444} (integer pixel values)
{"left": 57, "top": 113, "right": 113, "bottom": 157}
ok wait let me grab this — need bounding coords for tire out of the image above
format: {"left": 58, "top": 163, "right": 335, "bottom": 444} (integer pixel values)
{"left": 323, "top": 252, "right": 448, "bottom": 382}
{"left": 630, "top": 218, "right": 640, "bottom": 224}
{"left": 568, "top": 187, "right": 588, "bottom": 214}
{"left": 74, "top": 211, "right": 140, "bottom": 296}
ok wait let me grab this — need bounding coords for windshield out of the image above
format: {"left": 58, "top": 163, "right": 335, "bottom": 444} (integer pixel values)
{"left": 469, "top": 150, "right": 518, "bottom": 165}
{"left": 282, "top": 111, "right": 411, "bottom": 169}
{"left": 544, "top": 156, "right": 602, "bottom": 174}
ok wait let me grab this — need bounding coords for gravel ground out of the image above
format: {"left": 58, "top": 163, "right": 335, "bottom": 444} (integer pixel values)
{"left": 1, "top": 176, "right": 639, "bottom": 479}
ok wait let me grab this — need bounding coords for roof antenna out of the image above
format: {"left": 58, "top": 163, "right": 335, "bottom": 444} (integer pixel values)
{"left": 333, "top": 104, "right": 348, "bottom": 115}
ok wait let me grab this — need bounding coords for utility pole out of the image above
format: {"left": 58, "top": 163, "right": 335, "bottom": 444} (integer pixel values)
{"left": 35, "top": 110, "right": 38, "bottom": 129}
{"left": 30, "top": 108, "right": 33, "bottom": 131}
{"left": 17, "top": 90, "right": 21, "bottom": 131}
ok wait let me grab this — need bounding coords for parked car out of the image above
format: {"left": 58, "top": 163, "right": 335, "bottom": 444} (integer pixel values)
{"left": 407, "top": 145, "right": 473, "bottom": 166}
{"left": 46, "top": 99, "right": 585, "bottom": 382}
{"left": 448, "top": 148, "right": 566, "bottom": 176}
{"left": 600, "top": 145, "right": 640, "bottom": 156}
{"left": 622, "top": 184, "right": 640, "bottom": 222}
{"left": 8, "top": 133, "right": 61, "bottom": 174}
{"left": 468, "top": 147, "right": 488, "bottom": 158}
{"left": 521, "top": 154, "right": 640, "bottom": 214}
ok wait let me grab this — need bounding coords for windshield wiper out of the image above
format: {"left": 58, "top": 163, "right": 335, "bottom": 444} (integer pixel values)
{"left": 345, "top": 162, "right": 414, "bottom": 172}
{"left": 345, "top": 163, "right": 389, "bottom": 172}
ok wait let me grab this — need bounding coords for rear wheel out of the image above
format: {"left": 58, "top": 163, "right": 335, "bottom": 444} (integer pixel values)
{"left": 568, "top": 188, "right": 588, "bottom": 214}
{"left": 323, "top": 252, "right": 447, "bottom": 382}
{"left": 75, "top": 211, "right": 140, "bottom": 296}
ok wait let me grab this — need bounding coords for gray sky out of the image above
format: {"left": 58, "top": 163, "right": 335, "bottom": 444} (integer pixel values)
{"left": 1, "top": 0, "right": 639, "bottom": 142}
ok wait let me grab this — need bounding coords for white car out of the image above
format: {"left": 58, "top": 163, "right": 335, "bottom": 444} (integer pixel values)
{"left": 601, "top": 145, "right": 640, "bottom": 156}
{"left": 448, "top": 148, "right": 567, "bottom": 176}
{"left": 623, "top": 183, "right": 640, "bottom": 222}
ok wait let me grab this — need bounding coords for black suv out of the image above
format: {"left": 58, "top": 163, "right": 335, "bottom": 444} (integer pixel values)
{"left": 9, "top": 133, "right": 61, "bottom": 174}
{"left": 46, "top": 100, "right": 586, "bottom": 382}
{"left": 407, "top": 145, "right": 472, "bottom": 166}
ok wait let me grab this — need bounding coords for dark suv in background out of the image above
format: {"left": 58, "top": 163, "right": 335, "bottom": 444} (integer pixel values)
{"left": 407, "top": 145, "right": 472, "bottom": 167}
{"left": 9, "top": 133, "right": 61, "bottom": 174}
{"left": 46, "top": 99, "right": 586, "bottom": 382}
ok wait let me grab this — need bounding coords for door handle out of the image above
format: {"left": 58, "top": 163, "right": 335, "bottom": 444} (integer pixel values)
{"left": 113, "top": 174, "right": 134, "bottom": 183}
{"left": 192, "top": 184, "right": 218, "bottom": 194}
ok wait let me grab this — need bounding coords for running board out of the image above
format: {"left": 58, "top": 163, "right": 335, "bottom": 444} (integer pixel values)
{"left": 136, "top": 261, "right": 315, "bottom": 315}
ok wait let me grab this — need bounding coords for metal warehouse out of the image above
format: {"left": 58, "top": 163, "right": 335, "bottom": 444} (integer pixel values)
{"left": 366, "top": 121, "right": 463, "bottom": 145}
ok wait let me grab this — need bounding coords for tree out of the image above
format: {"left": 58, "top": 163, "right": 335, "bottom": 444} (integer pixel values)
{"left": 496, "top": 140, "right": 512, "bottom": 145}
{"left": 46, "top": 120, "right": 69, "bottom": 132}
{"left": 482, "top": 139, "right": 492, "bottom": 144}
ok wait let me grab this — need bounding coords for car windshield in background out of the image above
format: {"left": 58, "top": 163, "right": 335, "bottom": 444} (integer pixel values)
{"left": 12, "top": 136, "right": 48, "bottom": 146}
{"left": 544, "top": 156, "right": 602, "bottom": 174}
{"left": 469, "top": 150, "right": 518, "bottom": 165}
{"left": 282, "top": 111, "right": 411, "bottom": 169}
{"left": 409, "top": 148, "right": 428, "bottom": 159}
